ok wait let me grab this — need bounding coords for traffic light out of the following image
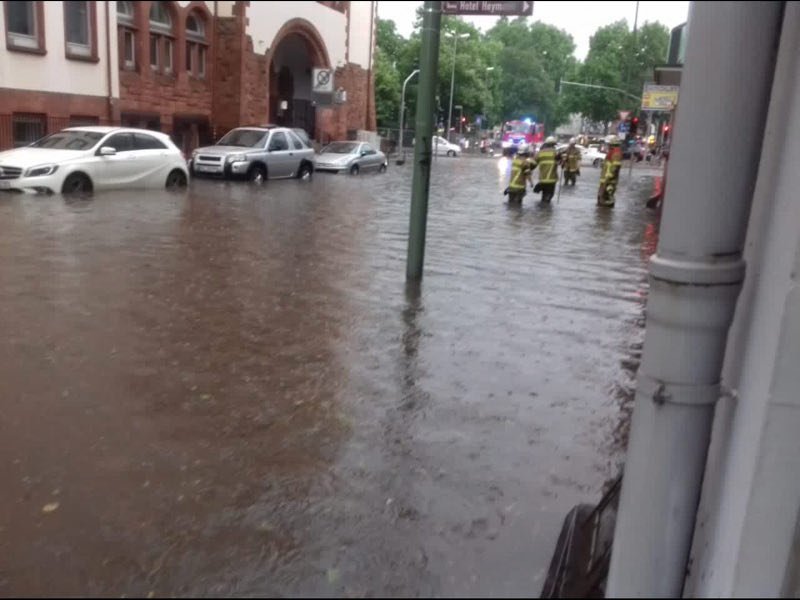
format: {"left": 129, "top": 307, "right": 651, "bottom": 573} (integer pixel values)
{"left": 631, "top": 116, "right": 639, "bottom": 135}
{"left": 461, "top": 116, "right": 466, "bottom": 123}
{"left": 663, "top": 124, "right": 671, "bottom": 141}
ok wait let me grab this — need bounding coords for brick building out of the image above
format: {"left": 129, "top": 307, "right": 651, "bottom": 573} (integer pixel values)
{"left": 0, "top": 0, "right": 376, "bottom": 151}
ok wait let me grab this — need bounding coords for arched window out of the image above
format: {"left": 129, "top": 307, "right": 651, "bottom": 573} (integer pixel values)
{"left": 148, "top": 1, "right": 174, "bottom": 75}
{"left": 117, "top": 0, "right": 136, "bottom": 69}
{"left": 185, "top": 12, "right": 207, "bottom": 79}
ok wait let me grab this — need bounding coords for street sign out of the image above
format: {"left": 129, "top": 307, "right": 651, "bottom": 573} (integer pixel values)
{"left": 312, "top": 68, "right": 334, "bottom": 93}
{"left": 641, "top": 84, "right": 679, "bottom": 111}
{"left": 442, "top": 1, "right": 533, "bottom": 16}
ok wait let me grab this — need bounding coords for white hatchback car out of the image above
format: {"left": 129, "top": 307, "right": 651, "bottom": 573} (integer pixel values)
{"left": 0, "top": 127, "right": 189, "bottom": 195}
{"left": 578, "top": 144, "right": 606, "bottom": 167}
{"left": 432, "top": 136, "right": 462, "bottom": 157}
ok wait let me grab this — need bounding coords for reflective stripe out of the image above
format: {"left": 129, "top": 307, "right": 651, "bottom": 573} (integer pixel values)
{"left": 565, "top": 149, "right": 580, "bottom": 170}
{"left": 536, "top": 149, "right": 558, "bottom": 183}
{"left": 509, "top": 158, "right": 530, "bottom": 190}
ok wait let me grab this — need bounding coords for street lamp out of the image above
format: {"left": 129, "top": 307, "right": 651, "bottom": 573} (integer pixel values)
{"left": 445, "top": 31, "right": 470, "bottom": 143}
{"left": 483, "top": 66, "right": 495, "bottom": 130}
{"left": 397, "top": 68, "right": 420, "bottom": 165}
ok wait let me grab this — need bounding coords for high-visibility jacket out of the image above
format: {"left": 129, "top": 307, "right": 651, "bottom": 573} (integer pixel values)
{"left": 508, "top": 156, "right": 532, "bottom": 191}
{"left": 600, "top": 146, "right": 623, "bottom": 183}
{"left": 563, "top": 147, "right": 581, "bottom": 172}
{"left": 533, "top": 146, "right": 558, "bottom": 184}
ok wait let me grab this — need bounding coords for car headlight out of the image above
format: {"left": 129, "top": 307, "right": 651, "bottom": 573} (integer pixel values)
{"left": 191, "top": 150, "right": 199, "bottom": 159}
{"left": 25, "top": 164, "right": 58, "bottom": 177}
{"left": 227, "top": 154, "right": 246, "bottom": 163}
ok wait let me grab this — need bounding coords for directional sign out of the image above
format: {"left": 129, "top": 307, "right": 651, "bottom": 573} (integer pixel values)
{"left": 442, "top": 1, "right": 534, "bottom": 16}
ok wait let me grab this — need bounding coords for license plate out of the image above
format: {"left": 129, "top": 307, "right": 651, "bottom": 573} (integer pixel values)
{"left": 196, "top": 165, "right": 219, "bottom": 173}
{"left": 0, "top": 181, "right": 11, "bottom": 189}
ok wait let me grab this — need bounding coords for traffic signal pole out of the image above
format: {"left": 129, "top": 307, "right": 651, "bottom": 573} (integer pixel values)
{"left": 406, "top": 1, "right": 442, "bottom": 282}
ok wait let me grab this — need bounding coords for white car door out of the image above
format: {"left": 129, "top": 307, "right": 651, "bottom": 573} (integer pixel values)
{"left": 92, "top": 132, "right": 136, "bottom": 188}
{"left": 131, "top": 132, "right": 172, "bottom": 186}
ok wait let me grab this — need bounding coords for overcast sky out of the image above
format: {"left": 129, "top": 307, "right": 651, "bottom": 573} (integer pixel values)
{"left": 376, "top": 1, "right": 690, "bottom": 61}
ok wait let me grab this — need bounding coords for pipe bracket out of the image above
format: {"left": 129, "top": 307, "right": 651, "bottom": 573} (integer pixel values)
{"left": 640, "top": 375, "right": 721, "bottom": 407}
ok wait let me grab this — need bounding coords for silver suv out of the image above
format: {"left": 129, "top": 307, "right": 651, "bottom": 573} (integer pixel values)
{"left": 190, "top": 126, "right": 315, "bottom": 183}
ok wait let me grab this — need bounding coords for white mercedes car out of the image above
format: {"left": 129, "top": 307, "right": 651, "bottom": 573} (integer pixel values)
{"left": 0, "top": 127, "right": 189, "bottom": 195}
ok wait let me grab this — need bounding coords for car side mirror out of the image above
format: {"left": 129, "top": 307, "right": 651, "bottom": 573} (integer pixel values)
{"left": 99, "top": 146, "right": 116, "bottom": 156}
{"left": 360, "top": 150, "right": 369, "bottom": 156}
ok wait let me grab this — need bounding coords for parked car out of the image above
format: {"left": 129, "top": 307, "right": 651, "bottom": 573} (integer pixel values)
{"left": 433, "top": 136, "right": 461, "bottom": 157}
{"left": 190, "top": 126, "right": 315, "bottom": 183}
{"left": 0, "top": 127, "right": 189, "bottom": 195}
{"left": 314, "top": 141, "right": 387, "bottom": 175}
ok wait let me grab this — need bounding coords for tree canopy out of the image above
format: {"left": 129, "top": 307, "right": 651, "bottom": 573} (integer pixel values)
{"left": 374, "top": 14, "right": 670, "bottom": 134}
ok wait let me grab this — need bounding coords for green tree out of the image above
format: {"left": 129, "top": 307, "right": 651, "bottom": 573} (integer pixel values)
{"left": 483, "top": 18, "right": 576, "bottom": 131}
{"left": 570, "top": 20, "right": 669, "bottom": 124}
{"left": 374, "top": 18, "right": 408, "bottom": 128}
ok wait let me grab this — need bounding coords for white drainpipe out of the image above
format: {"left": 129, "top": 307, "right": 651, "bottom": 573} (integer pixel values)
{"left": 606, "top": 2, "right": 784, "bottom": 597}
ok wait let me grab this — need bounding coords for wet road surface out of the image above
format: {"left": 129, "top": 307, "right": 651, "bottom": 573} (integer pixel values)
{"left": 0, "top": 158, "right": 659, "bottom": 597}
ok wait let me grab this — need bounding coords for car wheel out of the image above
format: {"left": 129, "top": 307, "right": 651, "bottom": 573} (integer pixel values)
{"left": 297, "top": 162, "right": 313, "bottom": 181}
{"left": 61, "top": 173, "right": 93, "bottom": 196}
{"left": 447, "top": 150, "right": 456, "bottom": 157}
{"left": 248, "top": 164, "right": 267, "bottom": 184}
{"left": 350, "top": 164, "right": 360, "bottom": 176}
{"left": 378, "top": 163, "right": 387, "bottom": 173}
{"left": 166, "top": 169, "right": 187, "bottom": 189}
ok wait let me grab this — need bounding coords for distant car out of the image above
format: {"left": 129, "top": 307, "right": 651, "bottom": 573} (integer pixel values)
{"left": 432, "top": 136, "right": 461, "bottom": 157}
{"left": 622, "top": 141, "right": 645, "bottom": 162}
{"left": 190, "top": 125, "right": 315, "bottom": 183}
{"left": 578, "top": 144, "right": 606, "bottom": 167}
{"left": 314, "top": 141, "right": 387, "bottom": 175}
{"left": 0, "top": 127, "right": 189, "bottom": 195}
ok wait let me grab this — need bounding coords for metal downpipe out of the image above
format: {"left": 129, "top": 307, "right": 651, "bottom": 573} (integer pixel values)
{"left": 606, "top": 2, "right": 783, "bottom": 597}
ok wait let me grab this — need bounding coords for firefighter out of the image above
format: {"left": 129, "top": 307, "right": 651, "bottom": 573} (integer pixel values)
{"left": 504, "top": 143, "right": 533, "bottom": 204}
{"left": 560, "top": 138, "right": 581, "bottom": 187}
{"left": 532, "top": 136, "right": 559, "bottom": 203}
{"left": 597, "top": 135, "right": 623, "bottom": 207}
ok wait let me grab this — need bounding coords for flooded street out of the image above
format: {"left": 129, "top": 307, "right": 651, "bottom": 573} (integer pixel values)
{"left": 0, "top": 157, "right": 659, "bottom": 597}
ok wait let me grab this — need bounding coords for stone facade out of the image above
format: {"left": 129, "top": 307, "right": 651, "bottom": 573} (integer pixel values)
{"left": 0, "top": 0, "right": 376, "bottom": 151}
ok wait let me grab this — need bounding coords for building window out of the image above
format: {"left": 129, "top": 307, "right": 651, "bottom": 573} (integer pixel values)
{"left": 12, "top": 114, "right": 46, "bottom": 147}
{"left": 122, "top": 28, "right": 135, "bottom": 68}
{"left": 117, "top": 0, "right": 136, "bottom": 69}
{"left": 64, "top": 1, "right": 97, "bottom": 60}
{"left": 5, "top": 1, "right": 45, "bottom": 53}
{"left": 185, "top": 13, "right": 207, "bottom": 79}
{"left": 149, "top": 33, "right": 159, "bottom": 69}
{"left": 149, "top": 1, "right": 174, "bottom": 75}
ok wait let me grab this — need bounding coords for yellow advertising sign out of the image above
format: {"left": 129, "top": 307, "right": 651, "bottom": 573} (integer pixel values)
{"left": 641, "top": 85, "right": 679, "bottom": 111}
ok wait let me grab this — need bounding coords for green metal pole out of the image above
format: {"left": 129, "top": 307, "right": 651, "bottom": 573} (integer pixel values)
{"left": 406, "top": 0, "right": 441, "bottom": 282}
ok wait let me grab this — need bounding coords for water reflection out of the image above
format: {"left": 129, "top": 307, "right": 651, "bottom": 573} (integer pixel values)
{"left": 0, "top": 160, "right": 659, "bottom": 596}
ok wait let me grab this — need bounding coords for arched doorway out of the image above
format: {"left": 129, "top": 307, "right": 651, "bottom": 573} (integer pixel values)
{"left": 267, "top": 20, "right": 330, "bottom": 139}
